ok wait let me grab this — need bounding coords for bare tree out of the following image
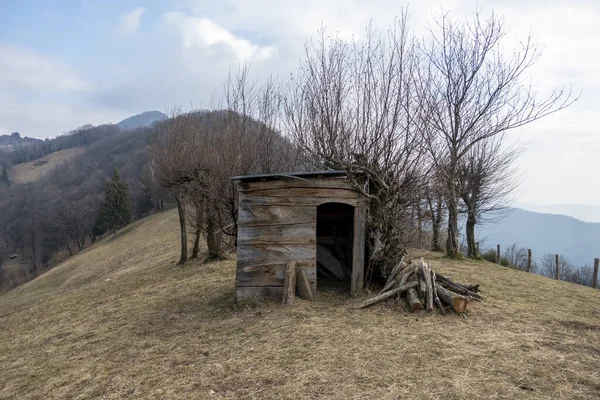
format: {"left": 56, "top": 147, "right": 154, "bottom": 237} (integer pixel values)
{"left": 420, "top": 10, "right": 577, "bottom": 257}
{"left": 151, "top": 110, "right": 200, "bottom": 265}
{"left": 457, "top": 136, "right": 521, "bottom": 257}
{"left": 284, "top": 13, "right": 426, "bottom": 281}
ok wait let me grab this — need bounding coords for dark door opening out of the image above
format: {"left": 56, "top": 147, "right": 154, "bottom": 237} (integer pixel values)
{"left": 316, "top": 203, "right": 354, "bottom": 293}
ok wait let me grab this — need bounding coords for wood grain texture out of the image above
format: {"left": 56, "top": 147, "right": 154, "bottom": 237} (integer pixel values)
{"left": 238, "top": 223, "right": 316, "bottom": 245}
{"left": 239, "top": 194, "right": 363, "bottom": 207}
{"left": 296, "top": 269, "right": 314, "bottom": 301}
{"left": 238, "top": 205, "right": 315, "bottom": 227}
{"left": 351, "top": 205, "right": 366, "bottom": 296}
{"left": 237, "top": 177, "right": 355, "bottom": 192}
{"left": 282, "top": 261, "right": 297, "bottom": 305}
{"left": 236, "top": 259, "right": 316, "bottom": 289}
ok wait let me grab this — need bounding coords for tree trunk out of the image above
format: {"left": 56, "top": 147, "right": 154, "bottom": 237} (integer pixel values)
{"left": 191, "top": 197, "right": 204, "bottom": 259}
{"left": 191, "top": 227, "right": 201, "bottom": 259}
{"left": 445, "top": 196, "right": 459, "bottom": 258}
{"left": 466, "top": 210, "right": 477, "bottom": 258}
{"left": 204, "top": 198, "right": 223, "bottom": 261}
{"left": 431, "top": 196, "right": 443, "bottom": 252}
{"left": 175, "top": 193, "right": 187, "bottom": 265}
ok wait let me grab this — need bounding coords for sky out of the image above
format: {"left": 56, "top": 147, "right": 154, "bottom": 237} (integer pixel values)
{"left": 0, "top": 0, "right": 599, "bottom": 206}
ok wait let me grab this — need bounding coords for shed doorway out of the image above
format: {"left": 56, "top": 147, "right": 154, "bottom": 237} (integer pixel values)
{"left": 316, "top": 203, "right": 354, "bottom": 293}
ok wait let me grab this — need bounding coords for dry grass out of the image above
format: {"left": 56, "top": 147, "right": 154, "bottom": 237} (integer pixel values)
{"left": 12, "top": 148, "right": 85, "bottom": 184}
{"left": 1, "top": 210, "right": 599, "bottom": 399}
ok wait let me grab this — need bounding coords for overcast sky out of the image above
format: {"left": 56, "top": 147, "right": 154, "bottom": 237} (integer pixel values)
{"left": 1, "top": 0, "right": 598, "bottom": 206}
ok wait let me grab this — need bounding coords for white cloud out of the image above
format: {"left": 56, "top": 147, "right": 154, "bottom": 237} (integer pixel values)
{"left": 163, "top": 12, "right": 276, "bottom": 62}
{"left": 0, "top": 43, "right": 92, "bottom": 92}
{"left": 116, "top": 6, "right": 145, "bottom": 36}
{"left": 0, "top": 92, "right": 125, "bottom": 138}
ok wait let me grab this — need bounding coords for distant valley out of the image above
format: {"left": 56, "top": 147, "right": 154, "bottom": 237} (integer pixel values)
{"left": 477, "top": 207, "right": 600, "bottom": 267}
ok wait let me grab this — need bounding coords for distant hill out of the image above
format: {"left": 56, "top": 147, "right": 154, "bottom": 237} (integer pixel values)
{"left": 117, "top": 111, "right": 166, "bottom": 130}
{"left": 0, "top": 132, "right": 42, "bottom": 151}
{"left": 516, "top": 202, "right": 600, "bottom": 223}
{"left": 11, "top": 148, "right": 86, "bottom": 184}
{"left": 478, "top": 208, "right": 600, "bottom": 267}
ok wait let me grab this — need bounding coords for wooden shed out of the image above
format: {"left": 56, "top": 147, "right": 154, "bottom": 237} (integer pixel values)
{"left": 233, "top": 171, "right": 368, "bottom": 301}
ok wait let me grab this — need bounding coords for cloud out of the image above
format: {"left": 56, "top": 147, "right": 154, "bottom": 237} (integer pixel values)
{"left": 0, "top": 43, "right": 92, "bottom": 93}
{"left": 163, "top": 12, "right": 276, "bottom": 62}
{"left": 0, "top": 92, "right": 125, "bottom": 138}
{"left": 116, "top": 7, "right": 145, "bottom": 36}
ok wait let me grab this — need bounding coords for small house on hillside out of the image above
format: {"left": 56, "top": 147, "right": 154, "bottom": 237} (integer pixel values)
{"left": 233, "top": 171, "right": 367, "bottom": 301}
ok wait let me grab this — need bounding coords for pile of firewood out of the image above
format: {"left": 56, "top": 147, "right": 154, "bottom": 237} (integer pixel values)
{"left": 357, "top": 257, "right": 482, "bottom": 312}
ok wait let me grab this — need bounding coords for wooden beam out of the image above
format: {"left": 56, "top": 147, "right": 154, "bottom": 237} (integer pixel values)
{"left": 351, "top": 204, "right": 366, "bottom": 296}
{"left": 282, "top": 261, "right": 297, "bottom": 305}
{"left": 296, "top": 268, "right": 314, "bottom": 301}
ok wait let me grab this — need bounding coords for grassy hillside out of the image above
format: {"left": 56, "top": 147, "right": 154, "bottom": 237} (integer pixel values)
{"left": 1, "top": 211, "right": 599, "bottom": 399}
{"left": 11, "top": 148, "right": 85, "bottom": 184}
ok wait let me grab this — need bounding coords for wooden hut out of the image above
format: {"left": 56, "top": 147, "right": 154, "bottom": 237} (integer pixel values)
{"left": 233, "top": 171, "right": 367, "bottom": 301}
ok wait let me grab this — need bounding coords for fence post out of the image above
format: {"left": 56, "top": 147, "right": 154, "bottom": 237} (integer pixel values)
{"left": 593, "top": 258, "right": 599, "bottom": 289}
{"left": 527, "top": 249, "right": 532, "bottom": 273}
{"left": 555, "top": 254, "right": 560, "bottom": 280}
{"left": 497, "top": 244, "right": 501, "bottom": 265}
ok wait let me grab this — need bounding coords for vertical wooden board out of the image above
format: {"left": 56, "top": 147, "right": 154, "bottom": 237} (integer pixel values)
{"left": 238, "top": 205, "right": 315, "bottom": 227}
{"left": 282, "top": 261, "right": 297, "bottom": 305}
{"left": 237, "top": 223, "right": 316, "bottom": 245}
{"left": 296, "top": 269, "right": 314, "bottom": 301}
{"left": 351, "top": 204, "right": 366, "bottom": 296}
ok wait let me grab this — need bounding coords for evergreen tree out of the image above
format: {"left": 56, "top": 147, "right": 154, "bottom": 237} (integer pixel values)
{"left": 136, "top": 166, "right": 155, "bottom": 218}
{"left": 94, "top": 168, "right": 131, "bottom": 238}
{"left": 0, "top": 167, "right": 10, "bottom": 187}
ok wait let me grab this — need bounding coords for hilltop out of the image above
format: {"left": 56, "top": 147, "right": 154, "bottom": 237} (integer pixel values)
{"left": 116, "top": 111, "right": 166, "bottom": 130}
{"left": 0, "top": 210, "right": 598, "bottom": 399}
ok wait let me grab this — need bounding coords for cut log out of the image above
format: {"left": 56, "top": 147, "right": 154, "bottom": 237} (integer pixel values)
{"left": 406, "top": 288, "right": 424, "bottom": 312}
{"left": 436, "top": 284, "right": 468, "bottom": 313}
{"left": 430, "top": 270, "right": 444, "bottom": 312}
{"left": 421, "top": 262, "right": 434, "bottom": 311}
{"left": 380, "top": 261, "right": 407, "bottom": 293}
{"left": 356, "top": 281, "right": 418, "bottom": 309}
{"left": 282, "top": 261, "right": 297, "bottom": 305}
{"left": 436, "top": 276, "right": 482, "bottom": 300}
{"left": 296, "top": 268, "right": 314, "bottom": 301}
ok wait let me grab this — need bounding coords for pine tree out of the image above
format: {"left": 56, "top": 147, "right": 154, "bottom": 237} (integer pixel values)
{"left": 136, "top": 167, "right": 155, "bottom": 218}
{"left": 94, "top": 168, "right": 132, "bottom": 238}
{"left": 0, "top": 167, "right": 10, "bottom": 187}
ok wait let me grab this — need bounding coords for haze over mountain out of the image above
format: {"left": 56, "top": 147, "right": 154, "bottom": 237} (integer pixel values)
{"left": 515, "top": 202, "right": 600, "bottom": 224}
{"left": 478, "top": 208, "right": 600, "bottom": 267}
{"left": 116, "top": 111, "right": 166, "bottom": 130}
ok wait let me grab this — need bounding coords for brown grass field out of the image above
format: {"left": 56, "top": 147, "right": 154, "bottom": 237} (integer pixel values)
{"left": 1, "top": 210, "right": 599, "bottom": 399}
{"left": 11, "top": 148, "right": 85, "bottom": 184}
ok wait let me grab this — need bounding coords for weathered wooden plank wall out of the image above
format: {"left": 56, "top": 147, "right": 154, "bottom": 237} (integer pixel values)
{"left": 235, "top": 176, "right": 366, "bottom": 301}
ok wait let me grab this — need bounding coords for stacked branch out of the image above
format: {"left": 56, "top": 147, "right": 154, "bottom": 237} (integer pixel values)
{"left": 357, "top": 257, "right": 481, "bottom": 313}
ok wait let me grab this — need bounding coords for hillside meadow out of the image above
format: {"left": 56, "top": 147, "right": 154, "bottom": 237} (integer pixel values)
{"left": 0, "top": 210, "right": 599, "bottom": 399}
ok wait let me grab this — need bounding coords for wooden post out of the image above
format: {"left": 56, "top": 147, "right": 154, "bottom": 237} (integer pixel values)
{"left": 282, "top": 261, "right": 297, "bottom": 305}
{"left": 555, "top": 254, "right": 560, "bottom": 280}
{"left": 496, "top": 244, "right": 501, "bottom": 264}
{"left": 351, "top": 204, "right": 366, "bottom": 296}
{"left": 593, "top": 258, "right": 599, "bottom": 289}
{"left": 296, "top": 268, "right": 314, "bottom": 301}
{"left": 527, "top": 249, "right": 532, "bottom": 273}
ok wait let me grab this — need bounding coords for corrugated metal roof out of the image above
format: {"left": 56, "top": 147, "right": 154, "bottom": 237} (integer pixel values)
{"left": 232, "top": 170, "right": 347, "bottom": 182}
